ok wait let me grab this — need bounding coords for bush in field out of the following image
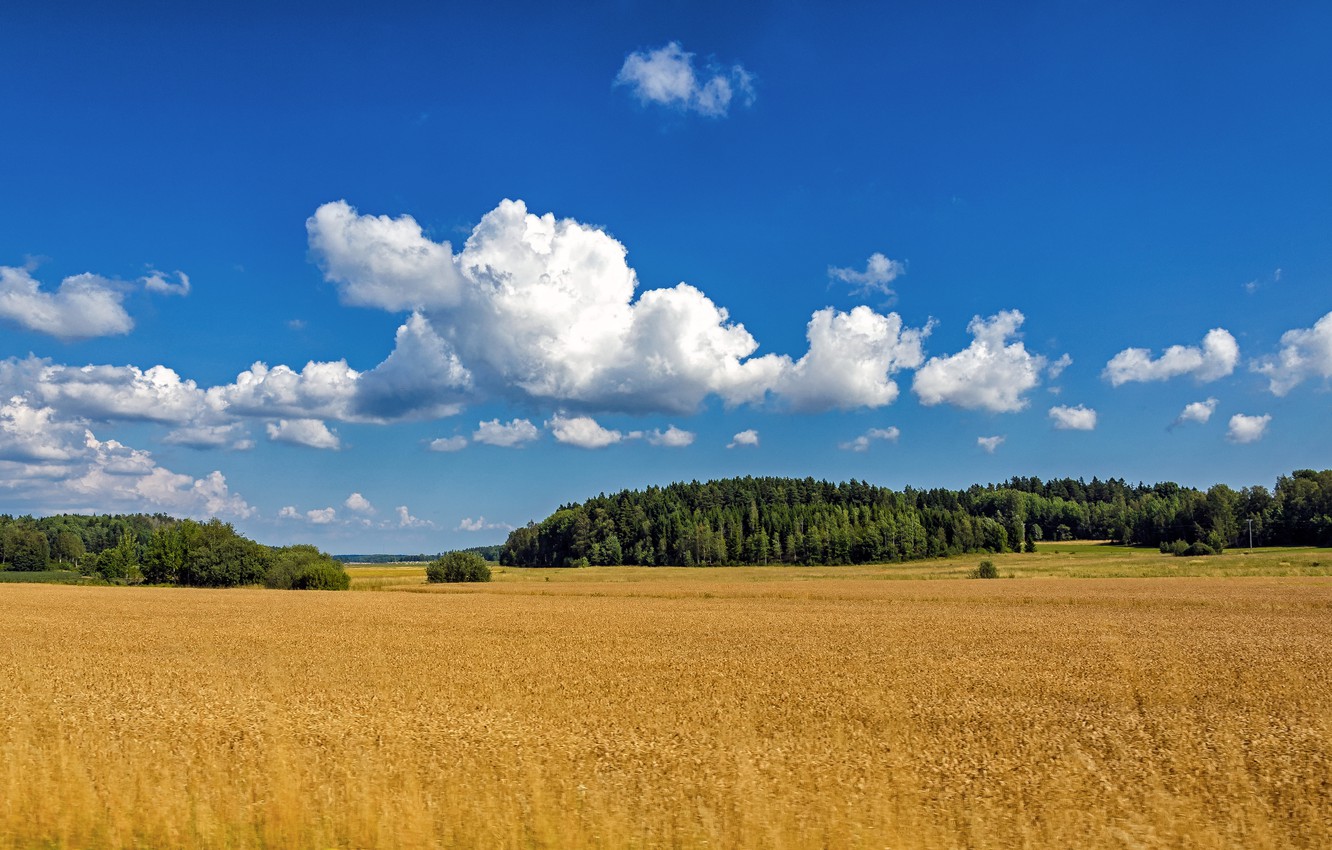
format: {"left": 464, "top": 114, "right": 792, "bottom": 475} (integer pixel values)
{"left": 971, "top": 559, "right": 998, "bottom": 579}
{"left": 427, "top": 552, "right": 491, "bottom": 583}
{"left": 1183, "top": 541, "right": 1217, "bottom": 557}
{"left": 266, "top": 545, "right": 351, "bottom": 590}
{"left": 1161, "top": 539, "right": 1190, "bottom": 556}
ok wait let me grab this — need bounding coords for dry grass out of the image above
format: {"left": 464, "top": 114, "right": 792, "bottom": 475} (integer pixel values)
{"left": 3, "top": 571, "right": 1330, "bottom": 849}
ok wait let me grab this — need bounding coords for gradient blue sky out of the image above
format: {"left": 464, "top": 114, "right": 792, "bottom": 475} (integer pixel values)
{"left": 3, "top": 1, "right": 1330, "bottom": 552}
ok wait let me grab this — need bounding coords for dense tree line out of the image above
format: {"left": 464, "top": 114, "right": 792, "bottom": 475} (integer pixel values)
{"left": 501, "top": 470, "right": 1332, "bottom": 567}
{"left": 0, "top": 513, "right": 349, "bottom": 589}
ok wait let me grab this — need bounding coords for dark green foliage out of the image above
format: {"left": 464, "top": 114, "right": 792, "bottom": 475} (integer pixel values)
{"left": 1023, "top": 538, "right": 1037, "bottom": 553}
{"left": 427, "top": 552, "right": 492, "bottom": 583}
{"left": 1182, "top": 541, "right": 1218, "bottom": 557}
{"left": 972, "top": 559, "right": 999, "bottom": 579}
{"left": 0, "top": 570, "right": 82, "bottom": 584}
{"left": 266, "top": 545, "right": 351, "bottom": 590}
{"left": 50, "top": 530, "right": 85, "bottom": 566}
{"left": 502, "top": 470, "right": 1332, "bottom": 568}
{"left": 141, "top": 525, "right": 186, "bottom": 584}
{"left": 0, "top": 524, "right": 50, "bottom": 571}
{"left": 93, "top": 532, "right": 141, "bottom": 582}
{"left": 175, "top": 519, "right": 272, "bottom": 587}
{"left": 1162, "top": 539, "right": 1190, "bottom": 556}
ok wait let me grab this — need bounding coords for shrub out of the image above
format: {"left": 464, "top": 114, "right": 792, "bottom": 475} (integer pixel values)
{"left": 1183, "top": 541, "right": 1217, "bottom": 557}
{"left": 971, "top": 559, "right": 998, "bottom": 579}
{"left": 1162, "top": 539, "right": 1190, "bottom": 556}
{"left": 266, "top": 545, "right": 351, "bottom": 590}
{"left": 427, "top": 552, "right": 492, "bottom": 583}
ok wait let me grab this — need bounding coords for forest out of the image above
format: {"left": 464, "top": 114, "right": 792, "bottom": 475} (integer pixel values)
{"left": 500, "top": 469, "right": 1332, "bottom": 567}
{"left": 0, "top": 513, "right": 349, "bottom": 589}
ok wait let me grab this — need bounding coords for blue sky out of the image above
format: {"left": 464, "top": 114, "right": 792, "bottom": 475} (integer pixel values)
{"left": 3, "top": 1, "right": 1330, "bottom": 552}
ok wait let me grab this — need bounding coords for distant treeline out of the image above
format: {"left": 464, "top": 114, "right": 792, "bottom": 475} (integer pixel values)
{"left": 0, "top": 513, "right": 349, "bottom": 589}
{"left": 334, "top": 545, "right": 502, "bottom": 564}
{"left": 501, "top": 470, "right": 1332, "bottom": 567}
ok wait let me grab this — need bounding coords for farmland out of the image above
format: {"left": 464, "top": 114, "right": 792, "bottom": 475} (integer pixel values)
{"left": 3, "top": 547, "right": 1330, "bottom": 849}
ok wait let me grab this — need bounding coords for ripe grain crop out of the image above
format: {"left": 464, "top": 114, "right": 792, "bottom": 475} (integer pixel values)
{"left": 2, "top": 576, "right": 1330, "bottom": 849}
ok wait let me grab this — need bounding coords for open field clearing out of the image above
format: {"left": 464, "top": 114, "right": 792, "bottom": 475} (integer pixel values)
{"left": 3, "top": 571, "right": 1331, "bottom": 849}
{"left": 344, "top": 543, "right": 1332, "bottom": 590}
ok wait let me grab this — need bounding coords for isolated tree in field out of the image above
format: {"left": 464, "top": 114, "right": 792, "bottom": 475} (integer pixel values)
{"left": 427, "top": 551, "right": 491, "bottom": 583}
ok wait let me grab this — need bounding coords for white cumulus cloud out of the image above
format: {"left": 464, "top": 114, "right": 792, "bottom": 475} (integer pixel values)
{"left": 1253, "top": 311, "right": 1332, "bottom": 396}
{"left": 1103, "top": 328, "right": 1239, "bottom": 386}
{"left": 266, "top": 418, "right": 341, "bottom": 450}
{"left": 977, "top": 435, "right": 1005, "bottom": 454}
{"left": 344, "top": 492, "right": 375, "bottom": 514}
{"left": 615, "top": 41, "right": 755, "bottom": 117}
{"left": 647, "top": 425, "right": 695, "bottom": 447}
{"left": 1173, "top": 398, "right": 1219, "bottom": 428}
{"left": 1048, "top": 404, "right": 1097, "bottom": 430}
{"left": 839, "top": 426, "right": 901, "bottom": 452}
{"left": 306, "top": 507, "right": 337, "bottom": 524}
{"left": 912, "top": 310, "right": 1046, "bottom": 412}
{"left": 429, "top": 435, "right": 468, "bottom": 452}
{"left": 0, "top": 265, "right": 134, "bottom": 340}
{"left": 776, "top": 307, "right": 929, "bottom": 411}
{"left": 548, "top": 414, "right": 623, "bottom": 449}
{"left": 728, "top": 429, "right": 759, "bottom": 449}
{"left": 1226, "top": 413, "right": 1271, "bottom": 444}
{"left": 306, "top": 199, "right": 931, "bottom": 417}
{"left": 396, "top": 505, "right": 435, "bottom": 529}
{"left": 473, "top": 418, "right": 539, "bottom": 447}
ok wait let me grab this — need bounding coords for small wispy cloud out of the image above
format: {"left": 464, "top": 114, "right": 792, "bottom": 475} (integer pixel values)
{"left": 828, "top": 252, "right": 905, "bottom": 298}
{"left": 839, "top": 426, "right": 900, "bottom": 452}
{"left": 615, "top": 41, "right": 755, "bottom": 117}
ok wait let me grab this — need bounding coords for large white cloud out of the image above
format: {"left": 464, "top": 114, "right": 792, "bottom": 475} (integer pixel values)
{"left": 777, "top": 307, "right": 928, "bottom": 411}
{"left": 352, "top": 312, "right": 471, "bottom": 420}
{"left": 0, "top": 404, "right": 252, "bottom": 519}
{"left": 210, "top": 360, "right": 361, "bottom": 421}
{"left": 1253, "top": 311, "right": 1332, "bottom": 396}
{"left": 0, "top": 396, "right": 83, "bottom": 462}
{"left": 1103, "top": 328, "right": 1239, "bottom": 386}
{"left": 21, "top": 360, "right": 212, "bottom": 423}
{"left": 912, "top": 311, "right": 1046, "bottom": 412}
{"left": 614, "top": 41, "right": 755, "bottom": 117}
{"left": 307, "top": 198, "right": 928, "bottom": 416}
{"left": 307, "top": 201, "right": 464, "bottom": 310}
{"left": 0, "top": 265, "right": 134, "bottom": 340}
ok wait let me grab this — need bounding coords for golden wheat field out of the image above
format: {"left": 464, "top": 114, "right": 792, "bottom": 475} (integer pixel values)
{"left": 2, "top": 564, "right": 1331, "bottom": 848}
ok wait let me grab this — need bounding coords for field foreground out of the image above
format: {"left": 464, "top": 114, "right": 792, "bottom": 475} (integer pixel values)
{"left": 2, "top": 575, "right": 1330, "bottom": 849}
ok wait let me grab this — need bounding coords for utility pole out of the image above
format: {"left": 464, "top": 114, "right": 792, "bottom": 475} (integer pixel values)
{"left": 1247, "top": 518, "right": 1254, "bottom": 552}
